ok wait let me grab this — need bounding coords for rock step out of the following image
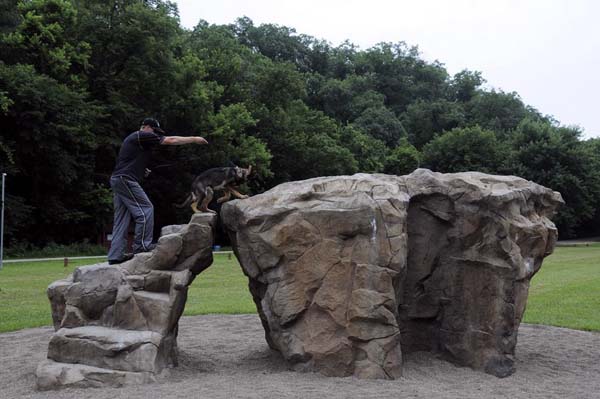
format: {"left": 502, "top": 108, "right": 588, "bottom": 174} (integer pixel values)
{"left": 47, "top": 326, "right": 167, "bottom": 373}
{"left": 36, "top": 359, "right": 158, "bottom": 391}
{"left": 126, "top": 269, "right": 194, "bottom": 293}
{"left": 37, "top": 213, "right": 217, "bottom": 390}
{"left": 133, "top": 291, "right": 172, "bottom": 333}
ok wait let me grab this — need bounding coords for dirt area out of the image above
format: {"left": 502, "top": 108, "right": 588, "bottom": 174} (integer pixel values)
{"left": 1, "top": 314, "right": 599, "bottom": 399}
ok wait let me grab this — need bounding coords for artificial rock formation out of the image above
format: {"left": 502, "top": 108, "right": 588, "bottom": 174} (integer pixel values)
{"left": 221, "top": 169, "right": 563, "bottom": 379}
{"left": 36, "top": 213, "right": 216, "bottom": 390}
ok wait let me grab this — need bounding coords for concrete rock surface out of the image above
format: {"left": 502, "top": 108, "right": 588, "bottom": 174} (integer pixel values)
{"left": 36, "top": 213, "right": 216, "bottom": 390}
{"left": 221, "top": 169, "right": 562, "bottom": 379}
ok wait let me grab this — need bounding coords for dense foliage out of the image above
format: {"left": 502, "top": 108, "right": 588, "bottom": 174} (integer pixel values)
{"left": 1, "top": 0, "right": 598, "bottom": 246}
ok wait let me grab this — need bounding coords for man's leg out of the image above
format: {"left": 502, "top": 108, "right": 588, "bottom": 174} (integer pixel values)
{"left": 113, "top": 176, "right": 155, "bottom": 253}
{"left": 107, "top": 180, "right": 131, "bottom": 263}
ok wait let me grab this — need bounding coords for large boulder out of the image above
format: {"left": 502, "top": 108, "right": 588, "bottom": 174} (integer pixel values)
{"left": 221, "top": 169, "right": 562, "bottom": 379}
{"left": 36, "top": 213, "right": 216, "bottom": 390}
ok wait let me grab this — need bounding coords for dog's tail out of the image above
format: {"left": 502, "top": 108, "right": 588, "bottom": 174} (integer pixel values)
{"left": 174, "top": 193, "right": 194, "bottom": 209}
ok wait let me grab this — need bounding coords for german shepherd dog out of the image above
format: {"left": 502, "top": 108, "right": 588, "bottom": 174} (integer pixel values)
{"left": 176, "top": 165, "right": 252, "bottom": 213}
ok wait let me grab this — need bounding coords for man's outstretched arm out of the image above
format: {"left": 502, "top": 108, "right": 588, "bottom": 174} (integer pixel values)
{"left": 161, "top": 136, "right": 208, "bottom": 145}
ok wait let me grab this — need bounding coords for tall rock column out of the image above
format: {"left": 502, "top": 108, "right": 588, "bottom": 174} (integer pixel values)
{"left": 400, "top": 169, "right": 562, "bottom": 377}
{"left": 222, "top": 175, "right": 410, "bottom": 379}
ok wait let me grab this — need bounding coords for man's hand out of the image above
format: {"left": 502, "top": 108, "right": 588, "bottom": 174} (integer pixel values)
{"left": 195, "top": 137, "right": 208, "bottom": 145}
{"left": 144, "top": 168, "right": 152, "bottom": 178}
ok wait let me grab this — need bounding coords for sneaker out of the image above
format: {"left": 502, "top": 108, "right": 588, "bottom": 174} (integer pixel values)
{"left": 108, "top": 253, "right": 134, "bottom": 265}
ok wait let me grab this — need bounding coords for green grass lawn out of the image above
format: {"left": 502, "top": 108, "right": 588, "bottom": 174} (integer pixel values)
{"left": 0, "top": 246, "right": 598, "bottom": 333}
{"left": 523, "top": 244, "right": 600, "bottom": 331}
{"left": 0, "top": 255, "right": 255, "bottom": 333}
{"left": 0, "top": 259, "right": 79, "bottom": 333}
{"left": 183, "top": 255, "right": 255, "bottom": 315}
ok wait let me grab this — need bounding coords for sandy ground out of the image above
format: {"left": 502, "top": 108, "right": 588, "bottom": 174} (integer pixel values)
{"left": 1, "top": 314, "right": 599, "bottom": 399}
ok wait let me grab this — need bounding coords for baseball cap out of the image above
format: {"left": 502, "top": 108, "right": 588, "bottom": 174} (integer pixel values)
{"left": 141, "top": 117, "right": 165, "bottom": 134}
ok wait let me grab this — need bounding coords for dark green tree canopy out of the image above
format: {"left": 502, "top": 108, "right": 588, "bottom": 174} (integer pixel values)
{"left": 1, "top": 1, "right": 598, "bottom": 246}
{"left": 422, "top": 126, "right": 507, "bottom": 174}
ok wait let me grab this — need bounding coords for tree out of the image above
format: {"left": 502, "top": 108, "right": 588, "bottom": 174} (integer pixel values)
{"left": 327, "top": 40, "right": 358, "bottom": 79}
{"left": 262, "top": 101, "right": 357, "bottom": 183}
{"left": 577, "top": 138, "right": 600, "bottom": 237}
{"left": 450, "top": 70, "right": 484, "bottom": 102}
{"left": 312, "top": 78, "right": 353, "bottom": 122}
{"left": 308, "top": 74, "right": 384, "bottom": 123}
{"left": 247, "top": 59, "right": 306, "bottom": 109}
{"left": 231, "top": 17, "right": 327, "bottom": 73}
{"left": 466, "top": 90, "right": 528, "bottom": 133}
{"left": 354, "top": 42, "right": 449, "bottom": 113}
{"left": 506, "top": 119, "right": 600, "bottom": 237}
{"left": 383, "top": 139, "right": 421, "bottom": 176}
{"left": 421, "top": 126, "right": 506, "bottom": 173}
{"left": 0, "top": 0, "right": 106, "bottom": 244}
{"left": 1, "top": 0, "right": 91, "bottom": 85}
{"left": 0, "top": 63, "right": 104, "bottom": 243}
{"left": 340, "top": 125, "right": 387, "bottom": 173}
{"left": 401, "top": 99, "right": 465, "bottom": 149}
{"left": 354, "top": 106, "right": 406, "bottom": 147}
{"left": 0, "top": 0, "right": 21, "bottom": 34}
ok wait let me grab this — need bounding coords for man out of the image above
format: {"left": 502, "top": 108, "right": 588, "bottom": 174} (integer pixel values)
{"left": 108, "top": 118, "right": 208, "bottom": 265}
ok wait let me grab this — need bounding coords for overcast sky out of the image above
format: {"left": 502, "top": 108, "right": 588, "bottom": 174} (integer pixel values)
{"left": 174, "top": 0, "right": 600, "bottom": 139}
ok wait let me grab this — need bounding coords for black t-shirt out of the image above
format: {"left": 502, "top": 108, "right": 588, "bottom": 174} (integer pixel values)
{"left": 111, "top": 130, "right": 165, "bottom": 182}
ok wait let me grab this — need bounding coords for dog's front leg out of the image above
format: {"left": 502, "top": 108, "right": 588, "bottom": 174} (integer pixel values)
{"left": 229, "top": 187, "right": 249, "bottom": 199}
{"left": 216, "top": 188, "right": 232, "bottom": 204}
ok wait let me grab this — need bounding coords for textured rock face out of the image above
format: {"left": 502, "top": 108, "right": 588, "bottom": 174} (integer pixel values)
{"left": 221, "top": 169, "right": 562, "bottom": 379}
{"left": 36, "top": 213, "right": 216, "bottom": 390}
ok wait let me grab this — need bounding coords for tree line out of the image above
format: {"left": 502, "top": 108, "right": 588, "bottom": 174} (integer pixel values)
{"left": 1, "top": 0, "right": 599, "bottom": 249}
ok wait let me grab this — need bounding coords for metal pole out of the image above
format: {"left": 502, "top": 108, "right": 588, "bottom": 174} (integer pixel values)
{"left": 0, "top": 173, "right": 5, "bottom": 271}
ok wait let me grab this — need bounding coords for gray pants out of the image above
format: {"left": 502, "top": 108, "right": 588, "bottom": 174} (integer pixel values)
{"left": 108, "top": 176, "right": 154, "bottom": 262}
